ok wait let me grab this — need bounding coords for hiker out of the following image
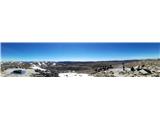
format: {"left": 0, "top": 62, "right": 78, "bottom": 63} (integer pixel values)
{"left": 131, "top": 67, "right": 135, "bottom": 72}
{"left": 109, "top": 65, "right": 113, "bottom": 69}
{"left": 122, "top": 63, "right": 125, "bottom": 71}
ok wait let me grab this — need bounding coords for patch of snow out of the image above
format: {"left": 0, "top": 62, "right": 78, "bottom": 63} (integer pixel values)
{"left": 38, "top": 62, "right": 41, "bottom": 66}
{"left": 59, "top": 72, "right": 92, "bottom": 77}
{"left": 139, "top": 69, "right": 149, "bottom": 75}
{"left": 1, "top": 68, "right": 36, "bottom": 77}
{"left": 30, "top": 64, "right": 46, "bottom": 71}
{"left": 52, "top": 63, "right": 56, "bottom": 66}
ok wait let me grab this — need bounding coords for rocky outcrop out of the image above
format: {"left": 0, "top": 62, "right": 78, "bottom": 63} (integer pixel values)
{"left": 95, "top": 65, "right": 113, "bottom": 72}
{"left": 33, "top": 69, "right": 59, "bottom": 77}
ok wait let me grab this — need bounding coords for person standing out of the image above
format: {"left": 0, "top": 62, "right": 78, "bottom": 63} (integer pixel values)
{"left": 122, "top": 62, "right": 125, "bottom": 71}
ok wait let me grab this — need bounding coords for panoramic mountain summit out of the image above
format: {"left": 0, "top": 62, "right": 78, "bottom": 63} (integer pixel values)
{"left": 1, "top": 43, "right": 160, "bottom": 77}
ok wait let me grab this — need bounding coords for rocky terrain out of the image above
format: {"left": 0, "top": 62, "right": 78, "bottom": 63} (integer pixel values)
{"left": 0, "top": 61, "right": 58, "bottom": 77}
{"left": 0, "top": 59, "right": 160, "bottom": 77}
{"left": 92, "top": 59, "right": 160, "bottom": 77}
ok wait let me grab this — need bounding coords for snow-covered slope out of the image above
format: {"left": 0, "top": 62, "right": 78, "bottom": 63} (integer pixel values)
{"left": 30, "top": 64, "right": 46, "bottom": 71}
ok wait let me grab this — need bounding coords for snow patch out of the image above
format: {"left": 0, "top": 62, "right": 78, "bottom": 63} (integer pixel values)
{"left": 30, "top": 64, "right": 46, "bottom": 71}
{"left": 59, "top": 72, "right": 92, "bottom": 77}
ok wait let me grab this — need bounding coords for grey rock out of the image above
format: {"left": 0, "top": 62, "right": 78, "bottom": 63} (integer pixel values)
{"left": 139, "top": 69, "right": 150, "bottom": 75}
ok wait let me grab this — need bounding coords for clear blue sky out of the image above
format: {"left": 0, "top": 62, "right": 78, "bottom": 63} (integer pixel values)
{"left": 1, "top": 43, "right": 160, "bottom": 61}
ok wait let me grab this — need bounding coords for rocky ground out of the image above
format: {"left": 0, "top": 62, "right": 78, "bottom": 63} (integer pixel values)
{"left": 93, "top": 67, "right": 160, "bottom": 77}
{"left": 92, "top": 60, "right": 160, "bottom": 77}
{"left": 0, "top": 61, "right": 58, "bottom": 77}
{"left": 0, "top": 59, "right": 160, "bottom": 77}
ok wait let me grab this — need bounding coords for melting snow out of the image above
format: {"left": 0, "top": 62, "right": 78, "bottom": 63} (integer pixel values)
{"left": 30, "top": 64, "right": 46, "bottom": 71}
{"left": 59, "top": 72, "right": 92, "bottom": 77}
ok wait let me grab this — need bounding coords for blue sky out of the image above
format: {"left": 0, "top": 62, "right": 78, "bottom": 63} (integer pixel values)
{"left": 1, "top": 43, "right": 160, "bottom": 61}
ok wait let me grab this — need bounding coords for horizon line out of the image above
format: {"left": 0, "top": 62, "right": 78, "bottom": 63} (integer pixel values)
{"left": 1, "top": 58, "right": 159, "bottom": 62}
